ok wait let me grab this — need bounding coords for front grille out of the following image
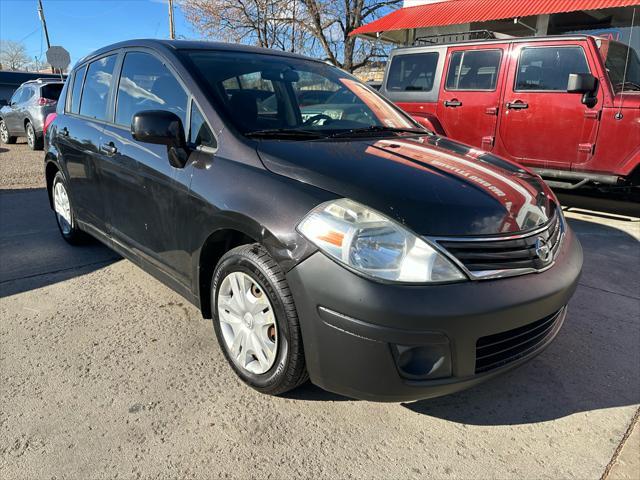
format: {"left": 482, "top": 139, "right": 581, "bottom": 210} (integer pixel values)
{"left": 475, "top": 308, "right": 565, "bottom": 374}
{"left": 438, "top": 213, "right": 563, "bottom": 275}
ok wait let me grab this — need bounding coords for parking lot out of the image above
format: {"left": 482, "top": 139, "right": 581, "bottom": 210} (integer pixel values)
{"left": 0, "top": 141, "right": 638, "bottom": 479}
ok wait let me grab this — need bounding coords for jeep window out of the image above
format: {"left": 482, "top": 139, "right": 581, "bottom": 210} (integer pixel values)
{"left": 41, "top": 84, "right": 63, "bottom": 101}
{"left": 69, "top": 65, "right": 87, "bottom": 114}
{"left": 115, "top": 52, "right": 188, "bottom": 130}
{"left": 604, "top": 41, "right": 640, "bottom": 92}
{"left": 79, "top": 55, "right": 117, "bottom": 120}
{"left": 446, "top": 50, "right": 501, "bottom": 91}
{"left": 189, "top": 102, "right": 216, "bottom": 149}
{"left": 387, "top": 53, "right": 439, "bottom": 92}
{"left": 515, "top": 46, "right": 590, "bottom": 91}
{"left": 182, "top": 50, "right": 415, "bottom": 136}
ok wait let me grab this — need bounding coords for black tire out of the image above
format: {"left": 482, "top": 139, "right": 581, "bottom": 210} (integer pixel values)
{"left": 0, "top": 119, "right": 16, "bottom": 144}
{"left": 26, "top": 121, "right": 43, "bottom": 150}
{"left": 51, "top": 171, "right": 86, "bottom": 245}
{"left": 211, "top": 243, "right": 308, "bottom": 395}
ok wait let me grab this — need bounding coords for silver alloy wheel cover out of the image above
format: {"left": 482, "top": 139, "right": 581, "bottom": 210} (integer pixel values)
{"left": 26, "top": 123, "right": 34, "bottom": 147}
{"left": 53, "top": 180, "right": 72, "bottom": 234}
{"left": 217, "top": 271, "right": 278, "bottom": 375}
{"left": 0, "top": 121, "right": 7, "bottom": 142}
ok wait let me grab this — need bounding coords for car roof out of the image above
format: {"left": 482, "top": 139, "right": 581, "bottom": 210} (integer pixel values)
{"left": 392, "top": 34, "right": 599, "bottom": 54}
{"left": 77, "top": 38, "right": 324, "bottom": 68}
{"left": 23, "top": 78, "right": 65, "bottom": 86}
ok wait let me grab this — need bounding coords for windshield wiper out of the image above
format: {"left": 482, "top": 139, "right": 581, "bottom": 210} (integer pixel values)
{"left": 325, "top": 125, "right": 428, "bottom": 139}
{"left": 615, "top": 81, "right": 640, "bottom": 91}
{"left": 245, "top": 128, "right": 325, "bottom": 139}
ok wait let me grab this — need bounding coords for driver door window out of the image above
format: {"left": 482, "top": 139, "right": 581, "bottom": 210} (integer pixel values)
{"left": 115, "top": 52, "right": 188, "bottom": 132}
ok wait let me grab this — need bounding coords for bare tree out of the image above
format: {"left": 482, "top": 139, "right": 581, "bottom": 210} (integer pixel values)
{"left": 0, "top": 40, "right": 32, "bottom": 71}
{"left": 181, "top": 0, "right": 400, "bottom": 71}
{"left": 301, "top": 0, "right": 401, "bottom": 71}
{"left": 181, "top": 0, "right": 309, "bottom": 52}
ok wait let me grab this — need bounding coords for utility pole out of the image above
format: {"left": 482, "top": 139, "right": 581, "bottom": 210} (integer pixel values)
{"left": 37, "top": 0, "right": 54, "bottom": 72}
{"left": 168, "top": 0, "right": 176, "bottom": 40}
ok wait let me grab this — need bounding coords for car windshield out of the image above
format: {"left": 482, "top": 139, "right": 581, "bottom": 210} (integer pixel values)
{"left": 181, "top": 50, "right": 420, "bottom": 138}
{"left": 604, "top": 41, "right": 640, "bottom": 92}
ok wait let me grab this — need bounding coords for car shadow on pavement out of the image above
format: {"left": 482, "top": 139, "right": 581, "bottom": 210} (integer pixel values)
{"left": 283, "top": 382, "right": 354, "bottom": 402}
{"left": 403, "top": 217, "right": 639, "bottom": 425}
{"left": 0, "top": 188, "right": 119, "bottom": 298}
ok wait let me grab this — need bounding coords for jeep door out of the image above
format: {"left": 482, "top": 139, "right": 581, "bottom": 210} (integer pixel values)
{"left": 436, "top": 45, "right": 507, "bottom": 150}
{"left": 496, "top": 41, "right": 602, "bottom": 170}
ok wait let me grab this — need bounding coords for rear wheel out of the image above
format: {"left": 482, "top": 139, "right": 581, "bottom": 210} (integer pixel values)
{"left": 211, "top": 244, "right": 308, "bottom": 395}
{"left": 26, "top": 121, "right": 43, "bottom": 150}
{"left": 0, "top": 120, "right": 16, "bottom": 144}
{"left": 52, "top": 171, "right": 85, "bottom": 244}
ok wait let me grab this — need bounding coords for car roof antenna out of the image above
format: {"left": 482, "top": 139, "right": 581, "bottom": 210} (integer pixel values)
{"left": 615, "top": 7, "right": 636, "bottom": 120}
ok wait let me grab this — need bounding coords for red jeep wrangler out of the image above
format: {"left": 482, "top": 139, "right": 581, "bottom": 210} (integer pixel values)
{"left": 381, "top": 35, "right": 640, "bottom": 190}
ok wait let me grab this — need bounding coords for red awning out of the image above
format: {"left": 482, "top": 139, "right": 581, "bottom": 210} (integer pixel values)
{"left": 351, "top": 0, "right": 639, "bottom": 36}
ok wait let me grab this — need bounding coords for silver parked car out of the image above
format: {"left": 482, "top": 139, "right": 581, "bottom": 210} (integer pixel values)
{"left": 0, "top": 78, "right": 64, "bottom": 150}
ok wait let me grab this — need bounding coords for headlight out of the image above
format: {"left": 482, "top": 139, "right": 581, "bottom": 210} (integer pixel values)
{"left": 298, "top": 199, "right": 466, "bottom": 283}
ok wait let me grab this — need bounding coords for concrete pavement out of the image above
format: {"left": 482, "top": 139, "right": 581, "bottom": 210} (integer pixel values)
{"left": 0, "top": 146, "right": 638, "bottom": 479}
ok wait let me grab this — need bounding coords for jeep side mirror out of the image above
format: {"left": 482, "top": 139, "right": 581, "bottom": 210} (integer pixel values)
{"left": 567, "top": 73, "right": 598, "bottom": 108}
{"left": 567, "top": 73, "right": 598, "bottom": 94}
{"left": 131, "top": 110, "right": 189, "bottom": 168}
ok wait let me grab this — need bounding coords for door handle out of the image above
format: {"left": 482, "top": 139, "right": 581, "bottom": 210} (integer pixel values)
{"left": 100, "top": 142, "right": 118, "bottom": 155}
{"left": 444, "top": 99, "right": 462, "bottom": 107}
{"left": 506, "top": 100, "right": 529, "bottom": 110}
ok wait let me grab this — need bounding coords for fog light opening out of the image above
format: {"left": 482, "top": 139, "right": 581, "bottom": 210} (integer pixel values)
{"left": 393, "top": 344, "right": 452, "bottom": 380}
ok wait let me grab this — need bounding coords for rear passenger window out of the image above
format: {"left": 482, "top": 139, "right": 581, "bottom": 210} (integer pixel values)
{"left": 386, "top": 53, "right": 439, "bottom": 92}
{"left": 115, "top": 52, "right": 188, "bottom": 130}
{"left": 69, "top": 65, "right": 87, "bottom": 114}
{"left": 189, "top": 103, "right": 216, "bottom": 149}
{"left": 80, "top": 55, "right": 117, "bottom": 120}
{"left": 446, "top": 50, "right": 502, "bottom": 91}
{"left": 21, "top": 87, "right": 34, "bottom": 102}
{"left": 516, "top": 47, "right": 590, "bottom": 91}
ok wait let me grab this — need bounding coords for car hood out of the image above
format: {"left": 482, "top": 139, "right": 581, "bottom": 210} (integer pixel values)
{"left": 256, "top": 135, "right": 557, "bottom": 236}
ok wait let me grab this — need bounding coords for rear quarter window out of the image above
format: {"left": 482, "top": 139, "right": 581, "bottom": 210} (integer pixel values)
{"left": 386, "top": 53, "right": 439, "bottom": 92}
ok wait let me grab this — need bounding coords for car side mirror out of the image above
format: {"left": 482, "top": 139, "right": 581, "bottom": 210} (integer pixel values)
{"left": 567, "top": 73, "right": 598, "bottom": 108}
{"left": 131, "top": 110, "right": 189, "bottom": 168}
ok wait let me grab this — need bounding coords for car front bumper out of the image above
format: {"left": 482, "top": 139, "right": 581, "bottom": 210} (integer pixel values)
{"left": 286, "top": 227, "right": 583, "bottom": 402}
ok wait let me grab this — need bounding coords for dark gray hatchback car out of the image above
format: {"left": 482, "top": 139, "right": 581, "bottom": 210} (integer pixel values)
{"left": 44, "top": 39, "right": 582, "bottom": 402}
{"left": 0, "top": 78, "right": 64, "bottom": 150}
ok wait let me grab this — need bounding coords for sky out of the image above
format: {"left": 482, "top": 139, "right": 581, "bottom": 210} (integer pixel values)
{"left": 0, "top": 0, "right": 200, "bottom": 68}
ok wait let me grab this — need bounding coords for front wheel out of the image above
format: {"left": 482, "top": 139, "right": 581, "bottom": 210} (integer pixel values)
{"left": 211, "top": 244, "right": 308, "bottom": 395}
{"left": 52, "top": 171, "right": 85, "bottom": 244}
